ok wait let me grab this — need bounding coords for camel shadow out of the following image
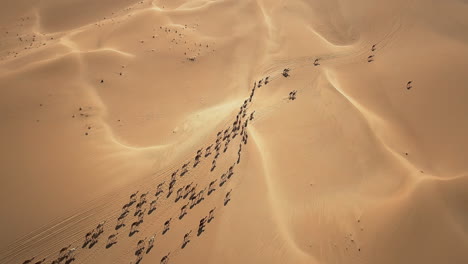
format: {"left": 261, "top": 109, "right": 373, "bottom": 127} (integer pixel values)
{"left": 146, "top": 245, "right": 154, "bottom": 254}
{"left": 196, "top": 198, "right": 204, "bottom": 205}
{"left": 181, "top": 241, "right": 190, "bottom": 249}
{"left": 65, "top": 258, "right": 76, "bottom": 264}
{"left": 88, "top": 241, "right": 98, "bottom": 249}
{"left": 135, "top": 248, "right": 145, "bottom": 256}
{"left": 197, "top": 228, "right": 205, "bottom": 237}
{"left": 129, "top": 230, "right": 139, "bottom": 237}
{"left": 179, "top": 213, "right": 187, "bottom": 220}
{"left": 106, "top": 242, "right": 117, "bottom": 249}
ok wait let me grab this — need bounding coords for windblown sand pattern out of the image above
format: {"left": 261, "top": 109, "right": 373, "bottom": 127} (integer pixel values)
{"left": 1, "top": 0, "right": 468, "bottom": 264}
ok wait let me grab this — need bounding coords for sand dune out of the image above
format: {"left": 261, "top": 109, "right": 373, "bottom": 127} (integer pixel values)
{"left": 1, "top": 0, "right": 468, "bottom": 263}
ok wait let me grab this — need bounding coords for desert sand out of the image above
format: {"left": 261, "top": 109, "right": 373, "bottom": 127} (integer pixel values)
{"left": 1, "top": 0, "right": 468, "bottom": 263}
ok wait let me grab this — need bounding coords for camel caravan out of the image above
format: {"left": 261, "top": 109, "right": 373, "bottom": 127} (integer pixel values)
{"left": 21, "top": 67, "right": 285, "bottom": 264}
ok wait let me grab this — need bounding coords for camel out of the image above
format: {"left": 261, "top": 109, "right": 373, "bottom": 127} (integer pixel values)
{"left": 135, "top": 246, "right": 145, "bottom": 257}
{"left": 122, "top": 203, "right": 132, "bottom": 212}
{"left": 137, "top": 238, "right": 146, "bottom": 251}
{"left": 91, "top": 230, "right": 100, "bottom": 240}
{"left": 313, "top": 59, "right": 320, "bottom": 66}
{"left": 196, "top": 188, "right": 206, "bottom": 204}
{"left": 367, "top": 55, "right": 374, "bottom": 62}
{"left": 228, "top": 165, "right": 234, "bottom": 179}
{"left": 205, "top": 145, "right": 212, "bottom": 157}
{"left": 134, "top": 203, "right": 144, "bottom": 215}
{"left": 23, "top": 257, "right": 35, "bottom": 264}
{"left": 407, "top": 81, "right": 413, "bottom": 90}
{"left": 198, "top": 217, "right": 207, "bottom": 235}
{"left": 183, "top": 182, "right": 194, "bottom": 198}
{"left": 289, "top": 90, "right": 297, "bottom": 100}
{"left": 224, "top": 190, "right": 232, "bottom": 206}
{"left": 155, "top": 182, "right": 165, "bottom": 196}
{"left": 84, "top": 231, "right": 93, "bottom": 245}
{"left": 208, "top": 180, "right": 217, "bottom": 195}
{"left": 171, "top": 170, "right": 178, "bottom": 181}
{"left": 265, "top": 76, "right": 270, "bottom": 84}
{"left": 137, "top": 209, "right": 146, "bottom": 222}
{"left": 182, "top": 231, "right": 192, "bottom": 248}
{"left": 96, "top": 221, "right": 106, "bottom": 234}
{"left": 175, "top": 188, "right": 183, "bottom": 201}
{"left": 129, "top": 191, "right": 139, "bottom": 203}
{"left": 118, "top": 209, "right": 129, "bottom": 220}
{"left": 180, "top": 165, "right": 189, "bottom": 176}
{"left": 211, "top": 159, "right": 216, "bottom": 171}
{"left": 149, "top": 199, "right": 158, "bottom": 213}
{"left": 107, "top": 233, "right": 118, "bottom": 246}
{"left": 219, "top": 173, "right": 227, "bottom": 187}
{"left": 169, "top": 179, "right": 176, "bottom": 189}
{"left": 194, "top": 155, "right": 201, "bottom": 167}
{"left": 147, "top": 234, "right": 156, "bottom": 249}
{"left": 163, "top": 218, "right": 172, "bottom": 234}
{"left": 132, "top": 255, "right": 143, "bottom": 264}
{"left": 34, "top": 258, "right": 46, "bottom": 264}
{"left": 115, "top": 218, "right": 126, "bottom": 230}
{"left": 189, "top": 193, "right": 198, "bottom": 208}
{"left": 179, "top": 203, "right": 188, "bottom": 219}
{"left": 160, "top": 253, "right": 170, "bottom": 264}
{"left": 59, "top": 245, "right": 72, "bottom": 259}
{"left": 371, "top": 44, "right": 376, "bottom": 51}
{"left": 208, "top": 208, "right": 216, "bottom": 223}
{"left": 65, "top": 248, "right": 76, "bottom": 262}
{"left": 189, "top": 184, "right": 198, "bottom": 195}
{"left": 250, "top": 111, "right": 255, "bottom": 121}
{"left": 282, "top": 68, "right": 290, "bottom": 77}
{"left": 130, "top": 221, "right": 141, "bottom": 234}
{"left": 139, "top": 192, "right": 149, "bottom": 203}
{"left": 182, "top": 162, "right": 190, "bottom": 169}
